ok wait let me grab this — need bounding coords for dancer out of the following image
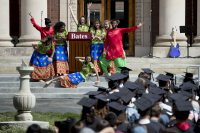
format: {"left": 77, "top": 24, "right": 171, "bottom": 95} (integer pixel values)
{"left": 90, "top": 19, "right": 106, "bottom": 73}
{"left": 100, "top": 20, "right": 116, "bottom": 75}
{"left": 53, "top": 21, "right": 69, "bottom": 76}
{"left": 69, "top": 3, "right": 92, "bottom": 32}
{"left": 103, "top": 20, "right": 143, "bottom": 73}
{"left": 30, "top": 36, "right": 55, "bottom": 80}
{"left": 45, "top": 55, "right": 99, "bottom": 88}
{"left": 29, "top": 13, "right": 54, "bottom": 39}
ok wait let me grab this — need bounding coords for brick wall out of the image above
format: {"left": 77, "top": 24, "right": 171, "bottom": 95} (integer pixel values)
{"left": 48, "top": 0, "right": 60, "bottom": 25}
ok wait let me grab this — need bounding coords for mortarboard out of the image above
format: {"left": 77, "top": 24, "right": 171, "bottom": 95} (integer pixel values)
{"left": 179, "top": 90, "right": 193, "bottom": 98}
{"left": 119, "top": 67, "right": 132, "bottom": 71}
{"left": 115, "top": 90, "right": 135, "bottom": 104}
{"left": 85, "top": 91, "right": 102, "bottom": 98}
{"left": 107, "top": 93, "right": 120, "bottom": 101}
{"left": 165, "top": 72, "right": 175, "bottom": 79}
{"left": 149, "top": 86, "right": 166, "bottom": 95}
{"left": 142, "top": 68, "right": 155, "bottom": 74}
{"left": 156, "top": 74, "right": 171, "bottom": 82}
{"left": 106, "top": 73, "right": 127, "bottom": 81}
{"left": 168, "top": 93, "right": 189, "bottom": 102}
{"left": 108, "top": 102, "right": 126, "bottom": 112}
{"left": 179, "top": 82, "right": 198, "bottom": 92}
{"left": 124, "top": 81, "right": 145, "bottom": 91}
{"left": 94, "top": 85, "right": 110, "bottom": 92}
{"left": 77, "top": 97, "right": 97, "bottom": 108}
{"left": 95, "top": 94, "right": 109, "bottom": 102}
{"left": 142, "top": 93, "right": 161, "bottom": 103}
{"left": 134, "top": 97, "right": 154, "bottom": 111}
{"left": 174, "top": 101, "right": 193, "bottom": 111}
{"left": 184, "top": 72, "right": 193, "bottom": 78}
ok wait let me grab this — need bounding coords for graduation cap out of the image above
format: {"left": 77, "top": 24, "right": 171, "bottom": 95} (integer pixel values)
{"left": 107, "top": 73, "right": 127, "bottom": 81}
{"left": 108, "top": 102, "right": 126, "bottom": 112}
{"left": 77, "top": 97, "right": 97, "bottom": 108}
{"left": 142, "top": 93, "right": 161, "bottom": 103}
{"left": 179, "top": 82, "right": 198, "bottom": 92}
{"left": 124, "top": 81, "right": 145, "bottom": 91}
{"left": 134, "top": 97, "right": 154, "bottom": 111}
{"left": 174, "top": 101, "right": 193, "bottom": 111}
{"left": 149, "top": 86, "right": 166, "bottom": 95}
{"left": 119, "top": 67, "right": 132, "bottom": 76}
{"left": 107, "top": 93, "right": 120, "bottom": 101}
{"left": 115, "top": 90, "right": 135, "bottom": 104}
{"left": 85, "top": 91, "right": 102, "bottom": 98}
{"left": 95, "top": 94, "right": 109, "bottom": 102}
{"left": 156, "top": 74, "right": 171, "bottom": 82}
{"left": 142, "top": 68, "right": 155, "bottom": 74}
{"left": 165, "top": 71, "right": 177, "bottom": 84}
{"left": 94, "top": 85, "right": 110, "bottom": 92}
{"left": 184, "top": 72, "right": 193, "bottom": 78}
{"left": 168, "top": 93, "right": 189, "bottom": 102}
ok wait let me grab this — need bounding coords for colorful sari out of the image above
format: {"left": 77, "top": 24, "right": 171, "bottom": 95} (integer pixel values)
{"left": 30, "top": 41, "right": 55, "bottom": 80}
{"left": 53, "top": 30, "right": 69, "bottom": 74}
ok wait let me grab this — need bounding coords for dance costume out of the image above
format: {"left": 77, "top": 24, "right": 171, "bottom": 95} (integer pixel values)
{"left": 78, "top": 24, "right": 90, "bottom": 32}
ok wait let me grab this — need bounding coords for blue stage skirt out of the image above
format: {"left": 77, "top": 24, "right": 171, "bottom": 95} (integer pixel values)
{"left": 90, "top": 43, "right": 104, "bottom": 60}
{"left": 53, "top": 45, "right": 68, "bottom": 61}
{"left": 53, "top": 44, "right": 69, "bottom": 74}
{"left": 68, "top": 72, "right": 85, "bottom": 85}
{"left": 30, "top": 50, "right": 55, "bottom": 80}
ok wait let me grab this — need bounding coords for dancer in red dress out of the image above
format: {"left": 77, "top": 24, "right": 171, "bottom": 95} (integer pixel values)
{"left": 104, "top": 20, "right": 143, "bottom": 72}
{"left": 29, "top": 13, "right": 54, "bottom": 39}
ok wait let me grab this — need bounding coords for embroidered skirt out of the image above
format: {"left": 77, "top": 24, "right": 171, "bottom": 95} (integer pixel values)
{"left": 90, "top": 43, "right": 104, "bottom": 60}
{"left": 30, "top": 50, "right": 55, "bottom": 80}
{"left": 53, "top": 45, "right": 69, "bottom": 74}
{"left": 60, "top": 72, "right": 85, "bottom": 88}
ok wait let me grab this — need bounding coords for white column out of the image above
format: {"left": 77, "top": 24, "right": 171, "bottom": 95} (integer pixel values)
{"left": 17, "top": 0, "right": 47, "bottom": 47}
{"left": 0, "top": 0, "right": 13, "bottom": 47}
{"left": 155, "top": 0, "right": 187, "bottom": 46}
{"left": 193, "top": 0, "right": 200, "bottom": 46}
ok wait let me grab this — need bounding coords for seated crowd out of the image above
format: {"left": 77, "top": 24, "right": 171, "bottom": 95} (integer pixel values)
{"left": 26, "top": 67, "right": 200, "bottom": 133}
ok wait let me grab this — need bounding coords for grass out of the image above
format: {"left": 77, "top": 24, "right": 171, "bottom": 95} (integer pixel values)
{"left": 0, "top": 112, "right": 80, "bottom": 133}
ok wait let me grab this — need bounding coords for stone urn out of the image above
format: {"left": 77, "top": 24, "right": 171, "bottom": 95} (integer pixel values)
{"left": 13, "top": 61, "right": 36, "bottom": 121}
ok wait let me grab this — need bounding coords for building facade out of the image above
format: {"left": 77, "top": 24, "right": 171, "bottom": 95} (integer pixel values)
{"left": 0, "top": 0, "right": 199, "bottom": 57}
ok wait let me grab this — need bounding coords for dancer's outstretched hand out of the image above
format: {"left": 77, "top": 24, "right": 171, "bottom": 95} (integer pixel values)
{"left": 87, "top": 2, "right": 92, "bottom": 9}
{"left": 137, "top": 22, "right": 143, "bottom": 28}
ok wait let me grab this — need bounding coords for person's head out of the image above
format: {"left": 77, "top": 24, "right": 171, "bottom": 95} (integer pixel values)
{"left": 26, "top": 124, "right": 41, "bottom": 133}
{"left": 104, "top": 112, "right": 117, "bottom": 127}
{"left": 79, "top": 16, "right": 86, "bottom": 25}
{"left": 170, "top": 27, "right": 178, "bottom": 41}
{"left": 96, "top": 119, "right": 110, "bottom": 132}
{"left": 42, "top": 36, "right": 53, "bottom": 45}
{"left": 54, "top": 118, "right": 77, "bottom": 133}
{"left": 135, "top": 78, "right": 149, "bottom": 89}
{"left": 85, "top": 55, "right": 92, "bottom": 63}
{"left": 111, "top": 20, "right": 120, "bottom": 29}
{"left": 94, "top": 19, "right": 101, "bottom": 29}
{"left": 71, "top": 121, "right": 85, "bottom": 133}
{"left": 54, "top": 21, "right": 66, "bottom": 33}
{"left": 150, "top": 104, "right": 161, "bottom": 118}
{"left": 104, "top": 20, "right": 111, "bottom": 30}
{"left": 45, "top": 18, "right": 52, "bottom": 28}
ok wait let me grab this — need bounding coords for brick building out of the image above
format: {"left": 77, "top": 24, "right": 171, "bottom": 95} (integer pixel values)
{"left": 0, "top": 0, "right": 200, "bottom": 57}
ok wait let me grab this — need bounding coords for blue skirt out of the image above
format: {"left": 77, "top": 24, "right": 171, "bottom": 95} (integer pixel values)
{"left": 90, "top": 43, "right": 104, "bottom": 60}
{"left": 68, "top": 72, "right": 85, "bottom": 84}
{"left": 53, "top": 45, "right": 68, "bottom": 61}
{"left": 30, "top": 50, "right": 55, "bottom": 80}
{"left": 30, "top": 50, "right": 52, "bottom": 67}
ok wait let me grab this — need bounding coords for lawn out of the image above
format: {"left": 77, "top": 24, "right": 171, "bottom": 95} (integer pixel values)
{"left": 0, "top": 112, "right": 80, "bottom": 133}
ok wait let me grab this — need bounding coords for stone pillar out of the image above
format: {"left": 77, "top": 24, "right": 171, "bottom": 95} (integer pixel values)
{"left": 155, "top": 0, "right": 187, "bottom": 46}
{"left": 0, "top": 0, "right": 13, "bottom": 47}
{"left": 17, "top": 0, "right": 47, "bottom": 47}
{"left": 193, "top": 0, "right": 200, "bottom": 46}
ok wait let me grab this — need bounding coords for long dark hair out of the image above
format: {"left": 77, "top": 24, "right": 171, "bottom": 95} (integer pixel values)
{"left": 54, "top": 21, "right": 66, "bottom": 33}
{"left": 91, "top": 19, "right": 103, "bottom": 35}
